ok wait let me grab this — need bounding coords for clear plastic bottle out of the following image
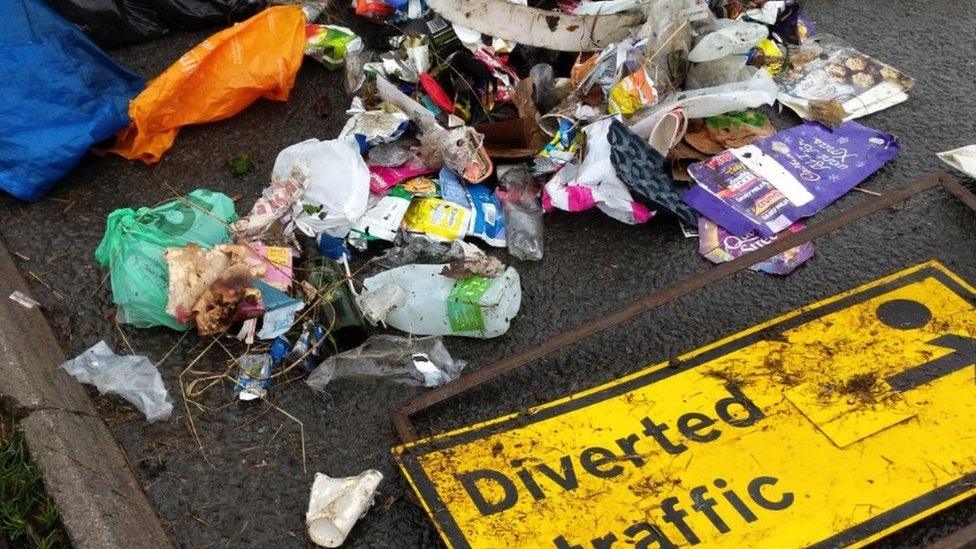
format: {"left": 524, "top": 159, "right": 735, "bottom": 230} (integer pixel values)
{"left": 500, "top": 167, "right": 544, "bottom": 261}
{"left": 361, "top": 264, "right": 522, "bottom": 338}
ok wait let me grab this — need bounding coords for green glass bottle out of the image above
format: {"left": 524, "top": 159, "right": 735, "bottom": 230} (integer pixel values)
{"left": 306, "top": 257, "right": 368, "bottom": 352}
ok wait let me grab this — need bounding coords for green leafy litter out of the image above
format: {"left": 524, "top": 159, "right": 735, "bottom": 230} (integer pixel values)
{"left": 0, "top": 415, "right": 66, "bottom": 548}
{"left": 227, "top": 152, "right": 254, "bottom": 176}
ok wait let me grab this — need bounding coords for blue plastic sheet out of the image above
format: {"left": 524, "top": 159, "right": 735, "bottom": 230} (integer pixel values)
{"left": 0, "top": 0, "right": 143, "bottom": 202}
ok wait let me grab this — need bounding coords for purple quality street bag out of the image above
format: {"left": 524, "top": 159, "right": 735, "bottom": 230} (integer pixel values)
{"left": 683, "top": 121, "right": 900, "bottom": 236}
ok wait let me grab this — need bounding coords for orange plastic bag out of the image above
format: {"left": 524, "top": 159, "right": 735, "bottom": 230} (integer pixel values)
{"left": 110, "top": 6, "right": 305, "bottom": 163}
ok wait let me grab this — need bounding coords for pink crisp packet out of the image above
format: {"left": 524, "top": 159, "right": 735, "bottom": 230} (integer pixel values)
{"left": 247, "top": 245, "right": 294, "bottom": 291}
{"left": 369, "top": 163, "right": 438, "bottom": 195}
{"left": 697, "top": 217, "right": 813, "bottom": 275}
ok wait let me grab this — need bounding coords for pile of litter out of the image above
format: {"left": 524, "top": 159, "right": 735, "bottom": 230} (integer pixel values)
{"left": 10, "top": 0, "right": 972, "bottom": 545}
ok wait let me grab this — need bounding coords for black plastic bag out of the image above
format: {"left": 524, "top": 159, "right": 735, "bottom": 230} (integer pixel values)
{"left": 45, "top": 0, "right": 265, "bottom": 48}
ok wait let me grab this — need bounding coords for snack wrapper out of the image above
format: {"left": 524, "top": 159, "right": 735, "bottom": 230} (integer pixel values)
{"left": 304, "top": 24, "right": 362, "bottom": 70}
{"left": 402, "top": 197, "right": 470, "bottom": 241}
{"left": 608, "top": 67, "right": 657, "bottom": 116}
{"left": 698, "top": 218, "right": 814, "bottom": 275}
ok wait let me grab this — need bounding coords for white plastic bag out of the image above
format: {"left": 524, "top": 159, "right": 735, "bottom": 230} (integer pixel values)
{"left": 60, "top": 341, "right": 173, "bottom": 422}
{"left": 688, "top": 20, "right": 768, "bottom": 63}
{"left": 542, "top": 118, "right": 653, "bottom": 225}
{"left": 629, "top": 70, "right": 778, "bottom": 140}
{"left": 274, "top": 138, "right": 370, "bottom": 238}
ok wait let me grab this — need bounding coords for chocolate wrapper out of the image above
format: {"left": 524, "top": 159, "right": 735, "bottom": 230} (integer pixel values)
{"left": 698, "top": 218, "right": 813, "bottom": 275}
{"left": 684, "top": 121, "right": 899, "bottom": 237}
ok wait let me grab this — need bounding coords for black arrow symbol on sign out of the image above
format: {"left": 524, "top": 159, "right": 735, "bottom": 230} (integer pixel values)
{"left": 886, "top": 334, "right": 976, "bottom": 392}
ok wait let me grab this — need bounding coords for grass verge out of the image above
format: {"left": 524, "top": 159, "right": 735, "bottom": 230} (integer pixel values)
{"left": 0, "top": 414, "right": 67, "bottom": 548}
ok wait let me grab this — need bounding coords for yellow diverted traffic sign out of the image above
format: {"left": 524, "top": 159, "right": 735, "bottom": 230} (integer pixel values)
{"left": 394, "top": 261, "right": 976, "bottom": 548}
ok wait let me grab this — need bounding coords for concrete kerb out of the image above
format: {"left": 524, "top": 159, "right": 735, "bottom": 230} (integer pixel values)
{"left": 0, "top": 236, "right": 174, "bottom": 549}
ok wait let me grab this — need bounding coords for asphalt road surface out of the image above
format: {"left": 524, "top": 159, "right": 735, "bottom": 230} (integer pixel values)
{"left": 1, "top": 0, "right": 974, "bottom": 547}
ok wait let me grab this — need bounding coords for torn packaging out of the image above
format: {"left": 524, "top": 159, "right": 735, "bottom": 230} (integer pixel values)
{"left": 542, "top": 118, "right": 654, "bottom": 225}
{"left": 375, "top": 76, "right": 493, "bottom": 183}
{"left": 252, "top": 280, "right": 304, "bottom": 340}
{"left": 232, "top": 166, "right": 309, "bottom": 240}
{"left": 698, "top": 217, "right": 814, "bottom": 276}
{"left": 939, "top": 145, "right": 976, "bottom": 178}
{"left": 424, "top": 0, "right": 644, "bottom": 51}
{"left": 776, "top": 34, "right": 915, "bottom": 121}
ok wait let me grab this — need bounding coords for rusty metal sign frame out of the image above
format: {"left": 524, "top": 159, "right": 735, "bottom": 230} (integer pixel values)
{"left": 392, "top": 171, "right": 975, "bottom": 545}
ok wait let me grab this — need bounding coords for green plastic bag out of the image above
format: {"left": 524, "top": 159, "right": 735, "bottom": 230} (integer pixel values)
{"left": 95, "top": 189, "right": 238, "bottom": 330}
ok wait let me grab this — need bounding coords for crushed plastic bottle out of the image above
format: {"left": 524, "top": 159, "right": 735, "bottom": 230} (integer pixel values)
{"left": 499, "top": 166, "right": 544, "bottom": 261}
{"left": 361, "top": 264, "right": 522, "bottom": 338}
{"left": 305, "top": 335, "right": 466, "bottom": 391}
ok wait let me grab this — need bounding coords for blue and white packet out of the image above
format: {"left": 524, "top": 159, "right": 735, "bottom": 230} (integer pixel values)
{"left": 465, "top": 184, "right": 506, "bottom": 247}
{"left": 438, "top": 166, "right": 469, "bottom": 206}
{"left": 252, "top": 280, "right": 304, "bottom": 340}
{"left": 439, "top": 167, "right": 506, "bottom": 247}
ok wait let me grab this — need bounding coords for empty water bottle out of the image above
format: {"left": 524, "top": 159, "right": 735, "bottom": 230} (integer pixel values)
{"left": 500, "top": 166, "right": 544, "bottom": 261}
